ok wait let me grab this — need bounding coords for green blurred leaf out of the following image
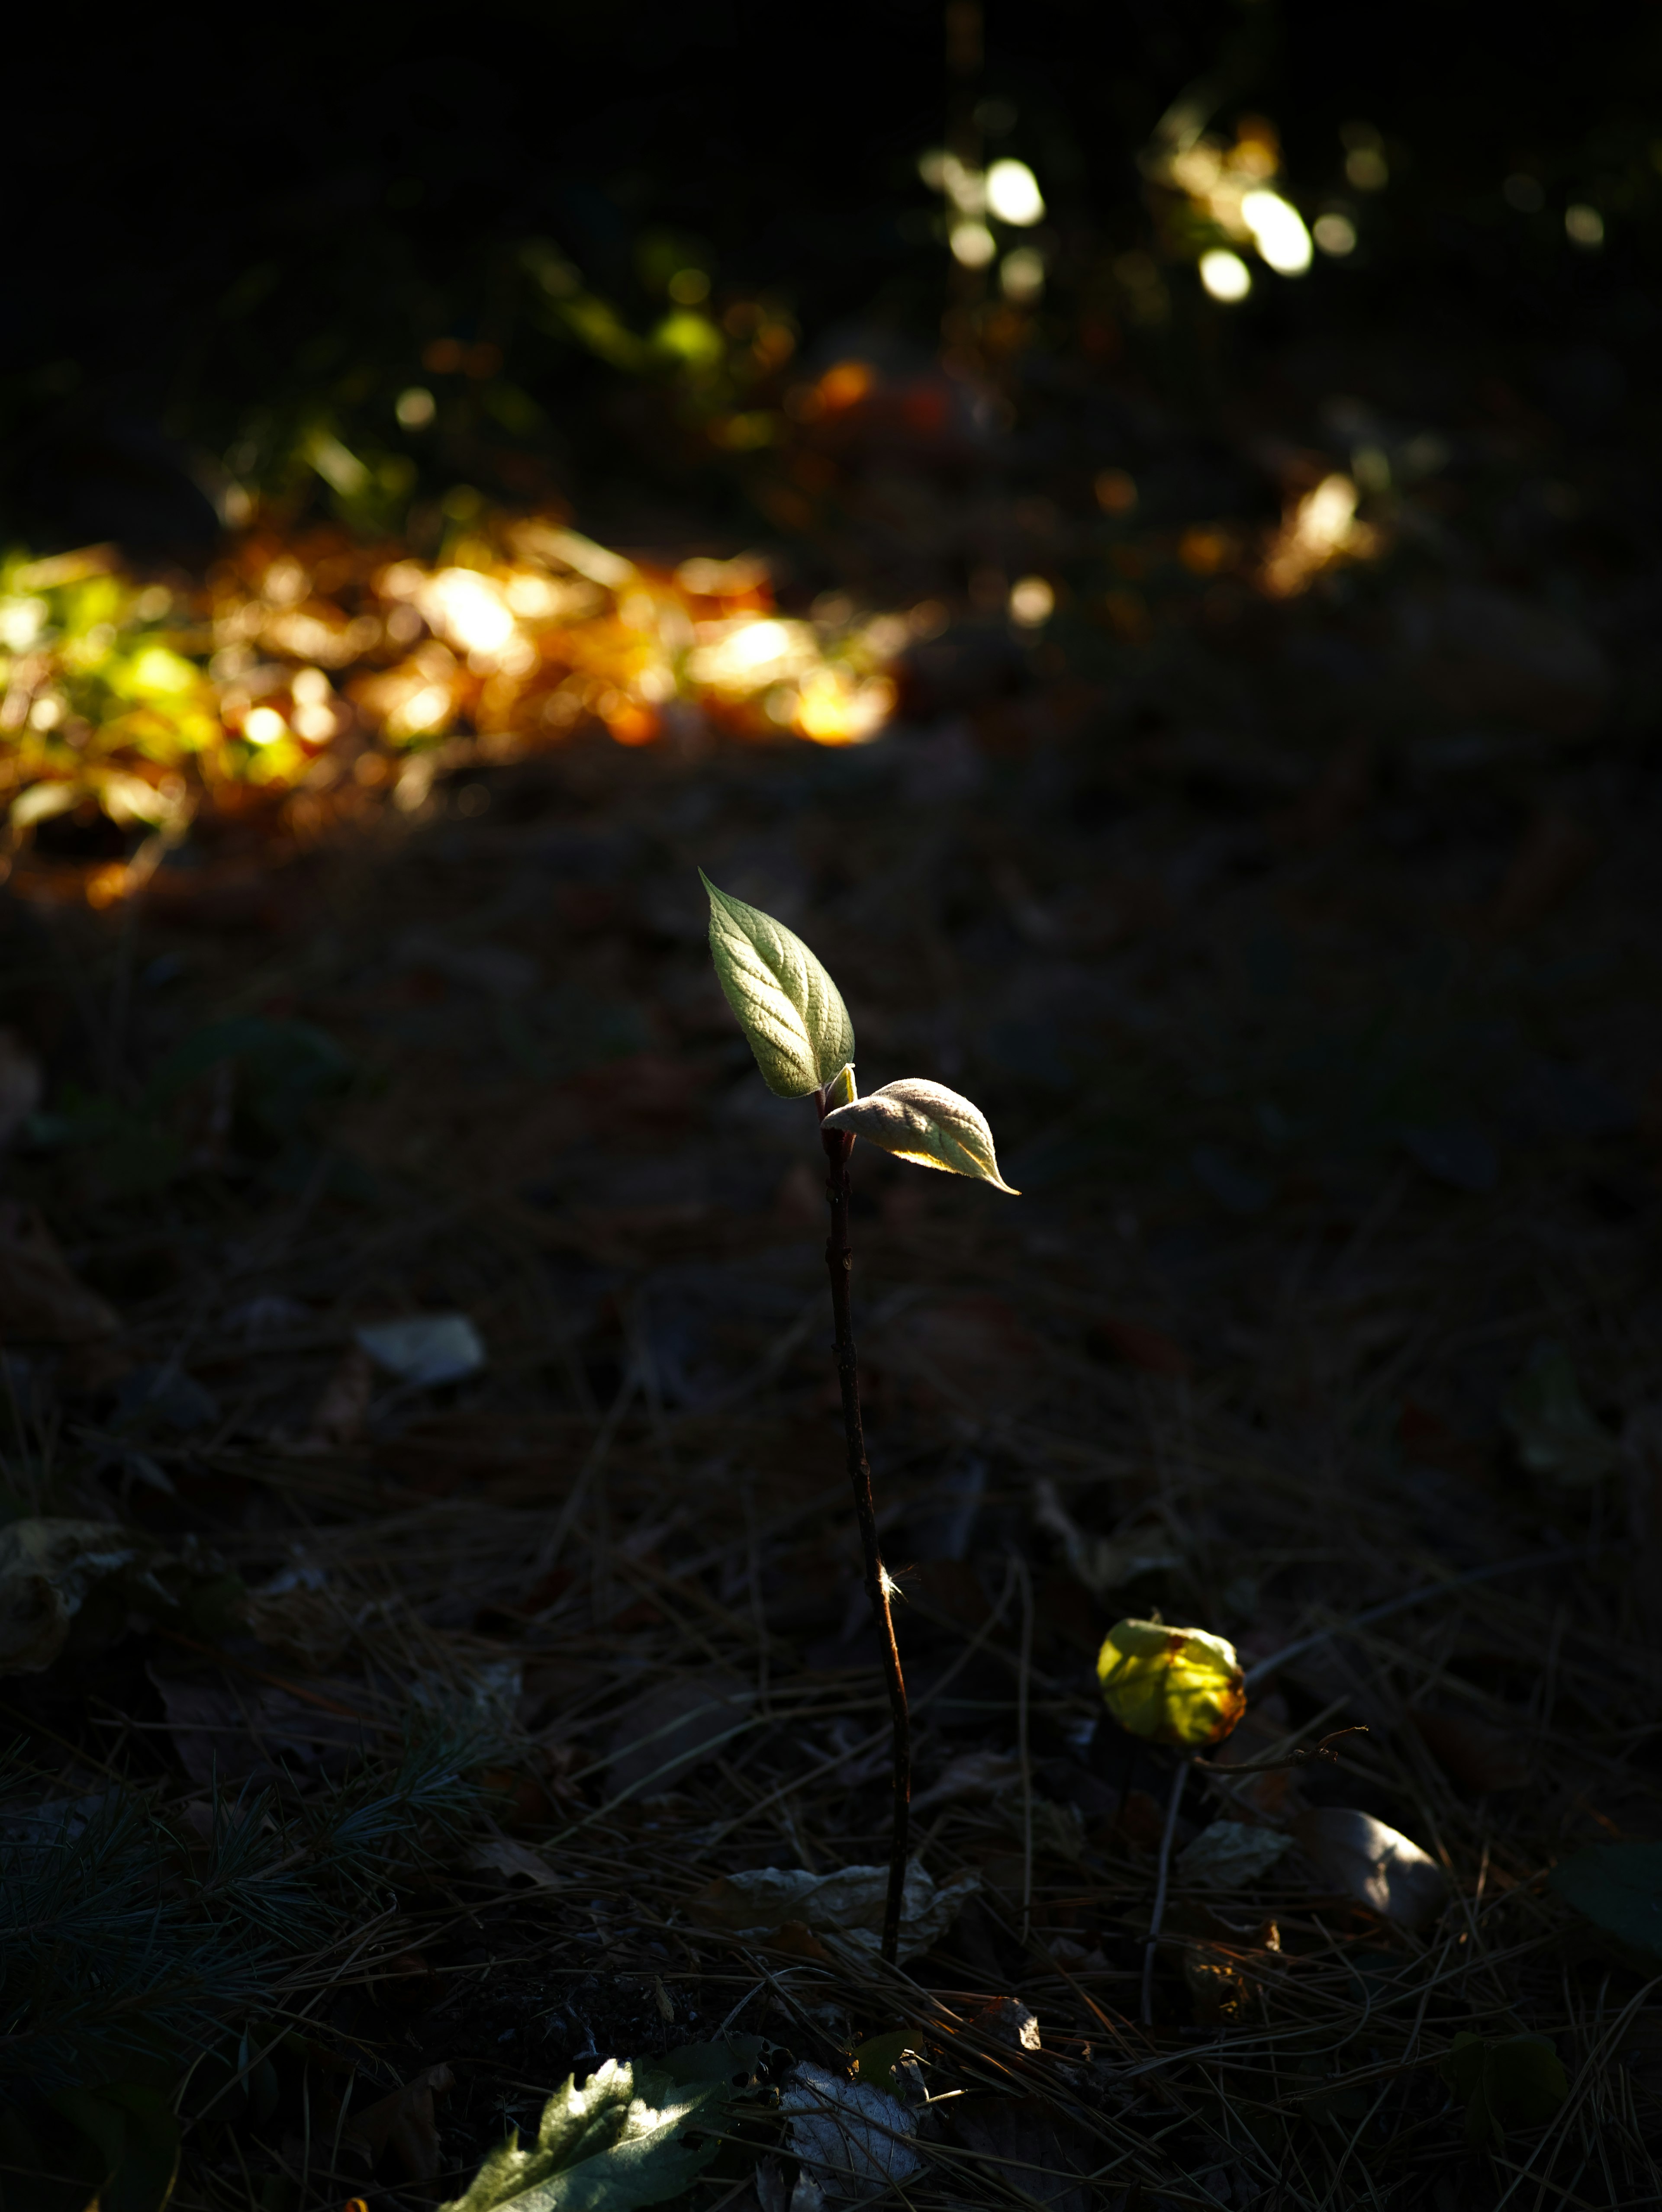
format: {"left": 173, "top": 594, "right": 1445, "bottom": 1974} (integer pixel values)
{"left": 1549, "top": 1841, "right": 1662, "bottom": 1967}
{"left": 1440, "top": 2032, "right": 1567, "bottom": 2149}
{"left": 1502, "top": 1342, "right": 1618, "bottom": 1483}
{"left": 105, "top": 647, "right": 203, "bottom": 704}
{"left": 700, "top": 871, "right": 854, "bottom": 1100}
{"left": 659, "top": 2037, "right": 763, "bottom": 2090}
{"left": 96, "top": 2085, "right": 180, "bottom": 2212}
{"left": 849, "top": 2030, "right": 915, "bottom": 2101}
{"left": 1096, "top": 1619, "right": 1246, "bottom": 1748}
{"left": 822, "top": 1077, "right": 1018, "bottom": 1193}
{"left": 438, "top": 2058, "right": 725, "bottom": 2212}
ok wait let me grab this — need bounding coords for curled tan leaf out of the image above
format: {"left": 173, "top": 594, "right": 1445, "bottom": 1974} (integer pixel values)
{"left": 821, "top": 1078, "right": 1018, "bottom": 1193}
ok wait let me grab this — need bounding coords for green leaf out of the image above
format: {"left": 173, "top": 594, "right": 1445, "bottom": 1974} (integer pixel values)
{"left": 439, "top": 2057, "right": 725, "bottom": 2212}
{"left": 1096, "top": 1620, "right": 1246, "bottom": 1748}
{"left": 1549, "top": 1841, "right": 1662, "bottom": 1967}
{"left": 96, "top": 2085, "right": 181, "bottom": 2212}
{"left": 44, "top": 2083, "right": 179, "bottom": 2212}
{"left": 659, "top": 2037, "right": 764, "bottom": 2090}
{"left": 850, "top": 2029, "right": 915, "bottom": 2100}
{"left": 1502, "top": 1342, "right": 1618, "bottom": 1483}
{"left": 699, "top": 873, "right": 854, "bottom": 1100}
{"left": 1440, "top": 2032, "right": 1567, "bottom": 2149}
{"left": 821, "top": 1078, "right": 1018, "bottom": 1193}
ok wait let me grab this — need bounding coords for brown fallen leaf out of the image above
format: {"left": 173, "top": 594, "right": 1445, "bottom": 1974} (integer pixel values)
{"left": 467, "top": 1834, "right": 560, "bottom": 1888}
{"left": 341, "top": 2064, "right": 454, "bottom": 2186}
{"left": 0, "top": 1202, "right": 122, "bottom": 1344}
{"left": 1088, "top": 1313, "right": 1190, "bottom": 1376}
{"left": 912, "top": 1750, "right": 1023, "bottom": 1810}
{"left": 0, "top": 1519, "right": 170, "bottom": 1673}
{"left": 1292, "top": 1807, "right": 1448, "bottom": 1931}
{"left": 1407, "top": 1708, "right": 1531, "bottom": 1794}
{"left": 1484, "top": 811, "right": 1598, "bottom": 936}
{"left": 945, "top": 2097, "right": 1092, "bottom": 2212}
{"left": 1205, "top": 1694, "right": 1295, "bottom": 1820}
{"left": 302, "top": 1343, "right": 374, "bottom": 1448}
{"left": 1275, "top": 731, "right": 1375, "bottom": 847}
{"left": 1398, "top": 1400, "right": 1495, "bottom": 1489}
{"left": 886, "top": 1293, "right": 1040, "bottom": 1417}
{"left": 1113, "top": 1787, "right": 1196, "bottom": 1853}
{"left": 1399, "top": 582, "right": 1610, "bottom": 737}
{"left": 605, "top": 1672, "right": 754, "bottom": 1799}
{"left": 153, "top": 1670, "right": 377, "bottom": 1785}
{"left": 0, "top": 1028, "right": 43, "bottom": 1148}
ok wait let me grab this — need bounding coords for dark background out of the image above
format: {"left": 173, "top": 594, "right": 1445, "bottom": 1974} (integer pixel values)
{"left": 8, "top": 0, "right": 1658, "bottom": 552}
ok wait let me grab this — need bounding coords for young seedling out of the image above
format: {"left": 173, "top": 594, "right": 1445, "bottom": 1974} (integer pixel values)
{"left": 1095, "top": 1619, "right": 1246, "bottom": 2023}
{"left": 701, "top": 872, "right": 1016, "bottom": 1961}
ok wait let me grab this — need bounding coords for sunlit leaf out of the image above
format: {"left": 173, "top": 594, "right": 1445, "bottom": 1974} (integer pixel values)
{"left": 1440, "top": 2032, "right": 1567, "bottom": 2149}
{"left": 700, "top": 872, "right": 854, "bottom": 1099}
{"left": 438, "top": 2057, "right": 724, "bottom": 2212}
{"left": 821, "top": 1077, "right": 1018, "bottom": 1193}
{"left": 1095, "top": 1620, "right": 1246, "bottom": 1748}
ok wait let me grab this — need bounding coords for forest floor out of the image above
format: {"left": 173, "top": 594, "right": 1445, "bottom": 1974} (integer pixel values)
{"left": 4, "top": 317, "right": 1662, "bottom": 2212}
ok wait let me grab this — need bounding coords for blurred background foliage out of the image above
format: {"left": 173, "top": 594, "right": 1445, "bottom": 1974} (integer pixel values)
{"left": 4, "top": 0, "right": 1658, "bottom": 558}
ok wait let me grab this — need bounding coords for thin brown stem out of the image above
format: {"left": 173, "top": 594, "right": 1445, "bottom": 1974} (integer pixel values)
{"left": 818, "top": 1112, "right": 910, "bottom": 1963}
{"left": 1142, "top": 1755, "right": 1189, "bottom": 2026}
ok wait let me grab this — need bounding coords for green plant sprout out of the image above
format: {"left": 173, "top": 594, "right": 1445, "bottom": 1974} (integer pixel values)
{"left": 701, "top": 872, "right": 1016, "bottom": 1961}
{"left": 1095, "top": 1618, "right": 1246, "bottom": 2022}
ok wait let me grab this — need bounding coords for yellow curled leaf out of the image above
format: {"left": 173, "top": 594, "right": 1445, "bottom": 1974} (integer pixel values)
{"left": 1096, "top": 1619, "right": 1246, "bottom": 1748}
{"left": 700, "top": 871, "right": 855, "bottom": 1100}
{"left": 820, "top": 1078, "right": 1018, "bottom": 1194}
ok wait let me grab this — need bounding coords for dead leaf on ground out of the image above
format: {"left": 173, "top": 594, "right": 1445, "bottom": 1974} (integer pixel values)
{"left": 467, "top": 1834, "right": 560, "bottom": 1888}
{"left": 0, "top": 1027, "right": 43, "bottom": 1147}
{"left": 1292, "top": 1807, "right": 1448, "bottom": 1931}
{"left": 1087, "top": 1312, "right": 1190, "bottom": 1376}
{"left": 1204, "top": 1695, "right": 1295, "bottom": 1819}
{"left": 0, "top": 1202, "right": 122, "bottom": 1344}
{"left": 688, "top": 1860, "right": 980, "bottom": 1961}
{"left": 341, "top": 2063, "right": 455, "bottom": 2183}
{"left": 0, "top": 1518, "right": 171, "bottom": 1673}
{"left": 1035, "top": 1478, "right": 1180, "bottom": 1595}
{"left": 1275, "top": 730, "right": 1375, "bottom": 846}
{"left": 1407, "top": 1707, "right": 1531, "bottom": 1794}
{"left": 1399, "top": 583, "right": 1610, "bottom": 738}
{"left": 1178, "top": 1819, "right": 1293, "bottom": 1887}
{"left": 781, "top": 2061, "right": 924, "bottom": 2199}
{"left": 153, "top": 1670, "right": 376, "bottom": 1785}
{"left": 357, "top": 1312, "right": 486, "bottom": 1386}
{"left": 1484, "top": 811, "right": 1599, "bottom": 935}
{"left": 885, "top": 1293, "right": 1040, "bottom": 1416}
{"left": 243, "top": 1582, "right": 353, "bottom": 1671}
{"left": 945, "top": 2096, "right": 1091, "bottom": 2212}
{"left": 605, "top": 1672, "right": 754, "bottom": 1799}
{"left": 302, "top": 1343, "right": 374, "bottom": 1448}
{"left": 912, "top": 1749, "right": 1022, "bottom": 1810}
